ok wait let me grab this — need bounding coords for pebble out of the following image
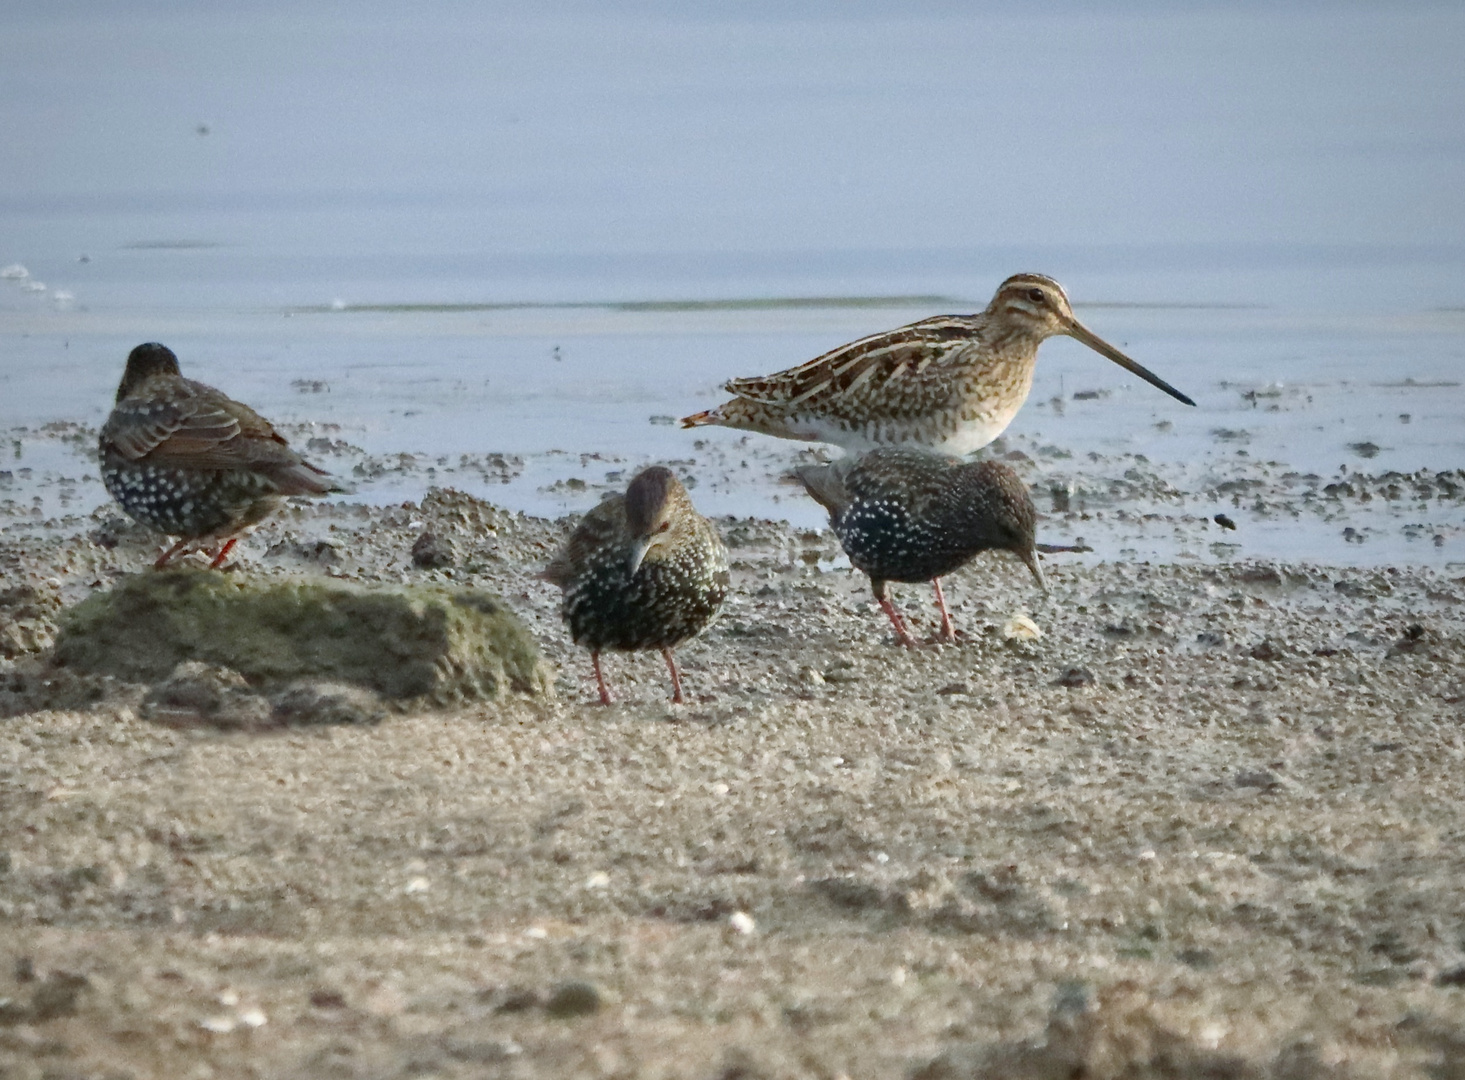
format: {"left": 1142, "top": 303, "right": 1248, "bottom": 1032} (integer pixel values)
{"left": 271, "top": 680, "right": 386, "bottom": 726}
{"left": 411, "top": 530, "right": 457, "bottom": 569}
{"left": 544, "top": 980, "right": 602, "bottom": 1019}
{"left": 1003, "top": 614, "right": 1042, "bottom": 641}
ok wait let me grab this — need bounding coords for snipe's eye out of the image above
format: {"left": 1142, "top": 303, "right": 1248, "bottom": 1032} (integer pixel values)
{"left": 1027, "top": 287, "right": 1046, "bottom": 304}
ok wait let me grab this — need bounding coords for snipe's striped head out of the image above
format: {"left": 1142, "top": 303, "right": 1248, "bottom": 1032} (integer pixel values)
{"left": 987, "top": 274, "right": 1075, "bottom": 341}
{"left": 987, "top": 273, "right": 1195, "bottom": 407}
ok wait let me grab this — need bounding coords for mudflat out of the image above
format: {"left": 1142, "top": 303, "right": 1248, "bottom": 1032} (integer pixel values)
{"left": 2, "top": 490, "right": 1464, "bottom": 1078}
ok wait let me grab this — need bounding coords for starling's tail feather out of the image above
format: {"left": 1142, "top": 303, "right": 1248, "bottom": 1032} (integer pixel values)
{"left": 271, "top": 460, "right": 347, "bottom": 497}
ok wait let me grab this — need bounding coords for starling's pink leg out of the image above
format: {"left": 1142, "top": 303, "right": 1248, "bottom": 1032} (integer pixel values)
{"left": 931, "top": 577, "right": 957, "bottom": 642}
{"left": 661, "top": 646, "right": 685, "bottom": 704}
{"left": 208, "top": 537, "right": 239, "bottom": 569}
{"left": 154, "top": 537, "right": 193, "bottom": 569}
{"left": 591, "top": 650, "right": 613, "bottom": 705}
{"left": 877, "top": 595, "right": 920, "bottom": 648}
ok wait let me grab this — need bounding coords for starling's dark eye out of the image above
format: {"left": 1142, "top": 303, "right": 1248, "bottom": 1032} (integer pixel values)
{"left": 1027, "top": 287, "right": 1046, "bottom": 304}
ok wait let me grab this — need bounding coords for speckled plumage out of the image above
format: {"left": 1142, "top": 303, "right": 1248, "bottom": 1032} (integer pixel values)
{"left": 100, "top": 342, "right": 338, "bottom": 568}
{"left": 798, "top": 447, "right": 1044, "bottom": 645}
{"left": 542, "top": 466, "right": 729, "bottom": 704}
{"left": 683, "top": 273, "right": 1193, "bottom": 454}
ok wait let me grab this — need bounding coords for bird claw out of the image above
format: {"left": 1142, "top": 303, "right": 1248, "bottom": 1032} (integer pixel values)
{"left": 925, "top": 632, "right": 961, "bottom": 646}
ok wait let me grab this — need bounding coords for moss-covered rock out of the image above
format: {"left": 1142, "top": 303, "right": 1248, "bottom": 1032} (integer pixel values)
{"left": 51, "top": 570, "right": 551, "bottom": 703}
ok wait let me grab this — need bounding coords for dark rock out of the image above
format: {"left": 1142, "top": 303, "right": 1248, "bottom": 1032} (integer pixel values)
{"left": 29, "top": 972, "right": 88, "bottom": 1021}
{"left": 0, "top": 998, "right": 27, "bottom": 1026}
{"left": 50, "top": 570, "right": 550, "bottom": 703}
{"left": 1435, "top": 966, "right": 1465, "bottom": 987}
{"left": 809, "top": 877, "right": 894, "bottom": 912}
{"left": 1387, "top": 623, "right": 1429, "bottom": 657}
{"left": 411, "top": 531, "right": 457, "bottom": 569}
{"left": 1235, "top": 769, "right": 1281, "bottom": 791}
{"left": 1176, "top": 948, "right": 1216, "bottom": 969}
{"left": 271, "top": 681, "right": 387, "bottom": 726}
{"left": 1250, "top": 639, "right": 1285, "bottom": 661}
{"left": 143, "top": 661, "right": 273, "bottom": 729}
{"left": 1056, "top": 667, "right": 1095, "bottom": 688}
{"left": 544, "top": 980, "right": 601, "bottom": 1019}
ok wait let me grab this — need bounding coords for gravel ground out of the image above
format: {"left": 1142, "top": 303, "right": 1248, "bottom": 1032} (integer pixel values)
{"left": 3, "top": 488, "right": 1465, "bottom": 1078}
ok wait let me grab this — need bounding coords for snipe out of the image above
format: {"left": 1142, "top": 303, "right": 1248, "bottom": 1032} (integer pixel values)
{"left": 683, "top": 273, "right": 1193, "bottom": 454}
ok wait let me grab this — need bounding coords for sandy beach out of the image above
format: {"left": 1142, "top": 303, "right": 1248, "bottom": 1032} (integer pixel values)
{"left": 4, "top": 4, "right": 1465, "bottom": 1075}
{"left": 3, "top": 482, "right": 1465, "bottom": 1078}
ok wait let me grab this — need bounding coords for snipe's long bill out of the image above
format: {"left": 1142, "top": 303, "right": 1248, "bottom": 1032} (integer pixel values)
{"left": 681, "top": 273, "right": 1195, "bottom": 456}
{"left": 1063, "top": 318, "right": 1193, "bottom": 407}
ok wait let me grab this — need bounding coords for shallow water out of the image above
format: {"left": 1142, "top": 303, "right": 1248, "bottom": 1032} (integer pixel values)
{"left": 2, "top": 3, "right": 1463, "bottom": 567}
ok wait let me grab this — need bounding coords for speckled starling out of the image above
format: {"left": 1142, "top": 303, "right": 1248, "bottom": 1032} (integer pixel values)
{"left": 797, "top": 447, "right": 1044, "bottom": 646}
{"left": 100, "top": 342, "right": 338, "bottom": 568}
{"left": 541, "top": 466, "right": 729, "bottom": 704}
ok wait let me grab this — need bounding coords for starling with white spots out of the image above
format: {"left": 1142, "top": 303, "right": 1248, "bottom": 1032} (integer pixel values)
{"left": 797, "top": 447, "right": 1044, "bottom": 646}
{"left": 541, "top": 466, "right": 728, "bottom": 704}
{"left": 100, "top": 343, "right": 339, "bottom": 568}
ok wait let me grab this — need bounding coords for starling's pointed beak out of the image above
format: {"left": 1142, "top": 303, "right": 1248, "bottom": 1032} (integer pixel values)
{"left": 1020, "top": 547, "right": 1048, "bottom": 593}
{"left": 627, "top": 535, "right": 654, "bottom": 577}
{"left": 1064, "top": 318, "right": 1195, "bottom": 407}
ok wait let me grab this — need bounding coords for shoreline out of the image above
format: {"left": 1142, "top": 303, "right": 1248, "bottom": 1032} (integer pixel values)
{"left": 3, "top": 491, "right": 1465, "bottom": 1075}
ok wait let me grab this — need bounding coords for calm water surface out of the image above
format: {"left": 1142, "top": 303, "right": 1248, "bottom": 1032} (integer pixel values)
{"left": 3, "top": 3, "right": 1463, "bottom": 566}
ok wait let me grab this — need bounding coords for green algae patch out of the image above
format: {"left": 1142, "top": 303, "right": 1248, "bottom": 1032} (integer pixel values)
{"left": 51, "top": 570, "right": 551, "bottom": 703}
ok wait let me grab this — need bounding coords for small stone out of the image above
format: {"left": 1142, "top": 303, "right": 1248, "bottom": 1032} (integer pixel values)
{"left": 237, "top": 1007, "right": 267, "bottom": 1028}
{"left": 1250, "top": 639, "right": 1285, "bottom": 661}
{"left": 412, "top": 531, "right": 457, "bottom": 569}
{"left": 490, "top": 986, "right": 542, "bottom": 1013}
{"left": 404, "top": 877, "right": 430, "bottom": 894}
{"left": 143, "top": 661, "right": 273, "bottom": 730}
{"left": 1177, "top": 948, "right": 1217, "bottom": 969}
{"left": 1056, "top": 667, "right": 1095, "bottom": 688}
{"left": 309, "top": 989, "right": 346, "bottom": 1009}
{"left": 544, "top": 980, "right": 602, "bottom": 1019}
{"left": 728, "top": 911, "right": 756, "bottom": 935}
{"left": 199, "top": 1015, "right": 236, "bottom": 1033}
{"left": 1003, "top": 614, "right": 1042, "bottom": 641}
{"left": 0, "top": 998, "right": 27, "bottom": 1026}
{"left": 270, "top": 681, "right": 386, "bottom": 726}
{"left": 29, "top": 973, "right": 86, "bottom": 1021}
